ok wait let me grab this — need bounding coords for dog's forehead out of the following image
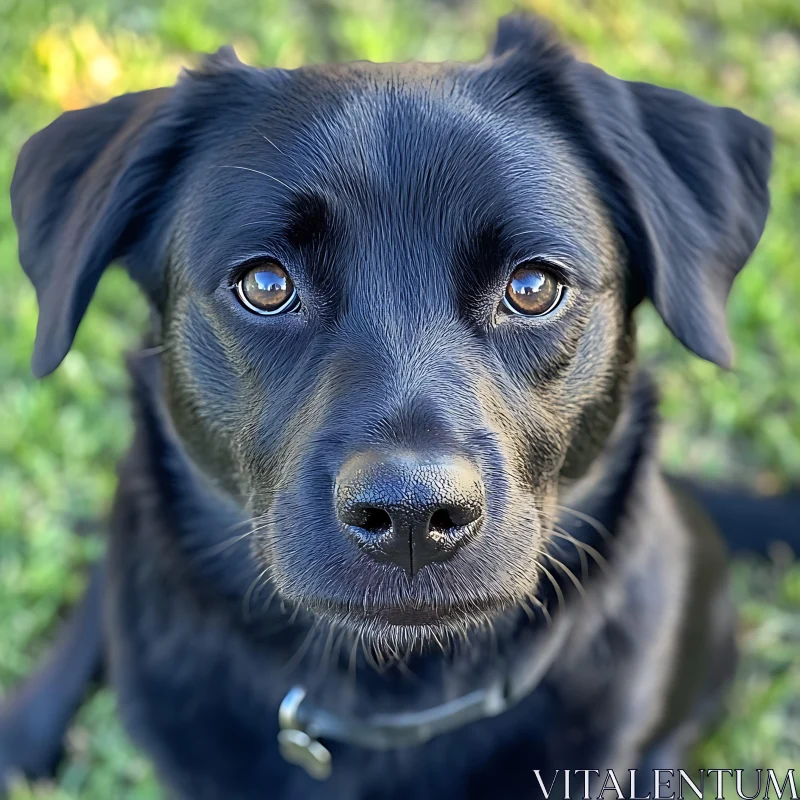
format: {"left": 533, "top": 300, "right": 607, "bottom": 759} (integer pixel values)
{"left": 183, "top": 62, "right": 615, "bottom": 291}
{"left": 284, "top": 63, "right": 522, "bottom": 184}
{"left": 275, "top": 63, "right": 600, "bottom": 219}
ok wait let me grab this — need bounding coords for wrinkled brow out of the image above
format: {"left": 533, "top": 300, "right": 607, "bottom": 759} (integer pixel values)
{"left": 281, "top": 189, "right": 344, "bottom": 309}
{"left": 452, "top": 218, "right": 598, "bottom": 306}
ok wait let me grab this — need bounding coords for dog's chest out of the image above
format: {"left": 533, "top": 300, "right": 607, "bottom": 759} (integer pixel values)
{"left": 114, "top": 655, "right": 626, "bottom": 800}
{"left": 106, "top": 569, "right": 636, "bottom": 800}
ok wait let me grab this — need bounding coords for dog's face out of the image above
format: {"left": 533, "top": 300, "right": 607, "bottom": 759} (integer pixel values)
{"left": 12, "top": 17, "right": 772, "bottom": 647}
{"left": 160, "top": 58, "right": 633, "bottom": 641}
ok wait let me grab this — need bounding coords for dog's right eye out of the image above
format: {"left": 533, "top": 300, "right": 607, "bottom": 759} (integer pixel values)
{"left": 234, "top": 260, "right": 300, "bottom": 315}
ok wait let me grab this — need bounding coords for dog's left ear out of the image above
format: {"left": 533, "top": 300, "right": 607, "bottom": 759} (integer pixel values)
{"left": 494, "top": 15, "right": 773, "bottom": 367}
{"left": 577, "top": 66, "right": 773, "bottom": 368}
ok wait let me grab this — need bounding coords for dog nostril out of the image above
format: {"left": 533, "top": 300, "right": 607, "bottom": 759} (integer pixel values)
{"left": 430, "top": 508, "right": 457, "bottom": 531}
{"left": 335, "top": 452, "right": 485, "bottom": 576}
{"left": 358, "top": 507, "right": 392, "bottom": 534}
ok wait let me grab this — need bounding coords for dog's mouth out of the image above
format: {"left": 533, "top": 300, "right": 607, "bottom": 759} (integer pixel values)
{"left": 303, "top": 592, "right": 516, "bottom": 633}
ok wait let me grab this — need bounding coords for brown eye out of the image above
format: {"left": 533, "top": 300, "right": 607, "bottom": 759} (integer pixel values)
{"left": 235, "top": 261, "right": 299, "bottom": 315}
{"left": 503, "top": 264, "right": 564, "bottom": 317}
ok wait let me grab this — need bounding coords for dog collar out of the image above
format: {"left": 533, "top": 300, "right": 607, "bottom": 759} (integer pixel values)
{"left": 277, "top": 617, "right": 572, "bottom": 780}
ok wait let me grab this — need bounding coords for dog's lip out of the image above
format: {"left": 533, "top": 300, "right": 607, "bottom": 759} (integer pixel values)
{"left": 361, "top": 605, "right": 451, "bottom": 626}
{"left": 305, "top": 595, "right": 508, "bottom": 627}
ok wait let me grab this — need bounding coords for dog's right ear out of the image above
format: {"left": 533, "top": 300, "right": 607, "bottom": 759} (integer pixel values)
{"left": 11, "top": 87, "right": 177, "bottom": 378}
{"left": 11, "top": 46, "right": 250, "bottom": 378}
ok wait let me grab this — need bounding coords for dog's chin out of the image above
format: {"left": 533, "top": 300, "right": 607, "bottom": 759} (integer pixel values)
{"left": 302, "top": 595, "right": 516, "bottom": 653}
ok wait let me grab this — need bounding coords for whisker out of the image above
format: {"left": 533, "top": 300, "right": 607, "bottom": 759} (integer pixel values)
{"left": 251, "top": 125, "right": 287, "bottom": 156}
{"left": 287, "top": 604, "right": 302, "bottom": 627}
{"left": 535, "top": 561, "right": 565, "bottom": 614}
{"left": 214, "top": 164, "right": 296, "bottom": 192}
{"left": 524, "top": 594, "right": 552, "bottom": 626}
{"left": 552, "top": 526, "right": 609, "bottom": 573}
{"left": 260, "top": 583, "right": 283, "bottom": 616}
{"left": 538, "top": 550, "right": 587, "bottom": 601}
{"left": 242, "top": 566, "right": 272, "bottom": 622}
{"left": 136, "top": 344, "right": 165, "bottom": 356}
{"left": 348, "top": 632, "right": 361, "bottom": 682}
{"left": 317, "top": 625, "right": 336, "bottom": 678}
{"left": 361, "top": 636, "right": 382, "bottom": 671}
{"left": 236, "top": 218, "right": 279, "bottom": 228}
{"left": 330, "top": 625, "right": 349, "bottom": 672}
{"left": 519, "top": 597, "right": 537, "bottom": 624}
{"left": 555, "top": 505, "right": 612, "bottom": 542}
{"left": 549, "top": 528, "right": 589, "bottom": 580}
{"left": 223, "top": 515, "right": 262, "bottom": 535}
{"left": 190, "top": 512, "right": 278, "bottom": 564}
{"left": 197, "top": 528, "right": 257, "bottom": 559}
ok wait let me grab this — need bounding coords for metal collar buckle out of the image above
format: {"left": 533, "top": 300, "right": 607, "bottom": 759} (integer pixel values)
{"left": 278, "top": 687, "right": 333, "bottom": 781}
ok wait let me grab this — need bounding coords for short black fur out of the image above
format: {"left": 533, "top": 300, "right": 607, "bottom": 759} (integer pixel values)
{"left": 2, "top": 13, "right": 788, "bottom": 800}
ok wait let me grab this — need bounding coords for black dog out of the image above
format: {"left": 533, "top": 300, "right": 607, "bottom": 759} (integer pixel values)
{"left": 1, "top": 13, "right": 794, "bottom": 799}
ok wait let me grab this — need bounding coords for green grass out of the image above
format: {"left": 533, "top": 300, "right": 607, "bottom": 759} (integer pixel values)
{"left": 0, "top": 0, "right": 799, "bottom": 795}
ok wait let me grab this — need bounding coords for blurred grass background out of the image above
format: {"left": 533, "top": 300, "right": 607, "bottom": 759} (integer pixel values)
{"left": 0, "top": 0, "right": 798, "bottom": 796}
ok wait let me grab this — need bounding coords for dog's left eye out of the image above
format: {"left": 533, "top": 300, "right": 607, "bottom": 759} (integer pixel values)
{"left": 502, "top": 263, "right": 565, "bottom": 317}
{"left": 234, "top": 260, "right": 300, "bottom": 315}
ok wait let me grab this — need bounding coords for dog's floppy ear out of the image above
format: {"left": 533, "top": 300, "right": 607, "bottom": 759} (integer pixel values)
{"left": 576, "top": 66, "right": 773, "bottom": 367}
{"left": 493, "top": 15, "right": 773, "bottom": 367}
{"left": 11, "top": 46, "right": 249, "bottom": 378}
{"left": 11, "top": 87, "right": 177, "bottom": 377}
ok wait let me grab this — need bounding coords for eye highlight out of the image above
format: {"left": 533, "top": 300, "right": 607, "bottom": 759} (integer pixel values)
{"left": 235, "top": 260, "right": 300, "bottom": 315}
{"left": 502, "top": 263, "right": 565, "bottom": 317}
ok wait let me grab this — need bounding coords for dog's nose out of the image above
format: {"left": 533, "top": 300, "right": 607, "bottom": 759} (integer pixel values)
{"left": 335, "top": 452, "right": 485, "bottom": 578}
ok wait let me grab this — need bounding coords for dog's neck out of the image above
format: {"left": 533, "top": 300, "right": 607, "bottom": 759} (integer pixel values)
{"left": 124, "top": 350, "right": 660, "bottom": 718}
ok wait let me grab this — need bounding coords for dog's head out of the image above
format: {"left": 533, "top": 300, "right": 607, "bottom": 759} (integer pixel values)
{"left": 12, "top": 16, "right": 771, "bottom": 647}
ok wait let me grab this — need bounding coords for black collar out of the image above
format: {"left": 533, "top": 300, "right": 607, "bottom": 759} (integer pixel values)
{"left": 276, "top": 616, "right": 574, "bottom": 780}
